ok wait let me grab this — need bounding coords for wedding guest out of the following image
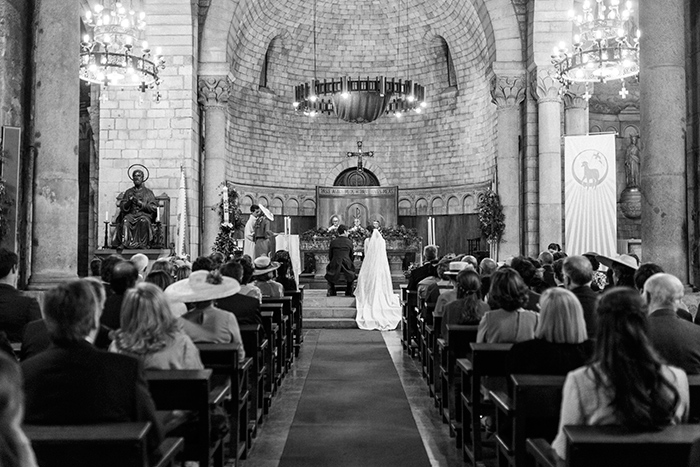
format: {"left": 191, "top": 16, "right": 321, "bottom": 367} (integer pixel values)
{"left": 272, "top": 250, "right": 297, "bottom": 291}
{"left": 216, "top": 260, "right": 264, "bottom": 328}
{"left": 0, "top": 351, "right": 38, "bottom": 467}
{"left": 110, "top": 283, "right": 203, "bottom": 370}
{"left": 506, "top": 288, "right": 593, "bottom": 375}
{"left": 551, "top": 288, "right": 688, "bottom": 460}
{"left": 441, "top": 269, "right": 489, "bottom": 340}
{"left": 477, "top": 267, "right": 538, "bottom": 343}
{"left": 0, "top": 249, "right": 41, "bottom": 343}
{"left": 596, "top": 253, "right": 638, "bottom": 288}
{"left": 238, "top": 256, "right": 263, "bottom": 302}
{"left": 252, "top": 256, "right": 284, "bottom": 298}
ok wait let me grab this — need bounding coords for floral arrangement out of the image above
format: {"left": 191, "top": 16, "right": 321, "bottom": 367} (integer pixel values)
{"left": 300, "top": 224, "right": 421, "bottom": 248}
{"left": 212, "top": 183, "right": 245, "bottom": 259}
{"left": 0, "top": 181, "right": 13, "bottom": 245}
{"left": 477, "top": 189, "right": 505, "bottom": 244}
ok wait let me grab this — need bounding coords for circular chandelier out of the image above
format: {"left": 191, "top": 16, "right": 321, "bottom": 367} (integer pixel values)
{"left": 80, "top": 1, "right": 166, "bottom": 101}
{"left": 293, "top": 77, "right": 427, "bottom": 123}
{"left": 551, "top": 0, "right": 640, "bottom": 97}
{"left": 292, "top": 0, "right": 426, "bottom": 123}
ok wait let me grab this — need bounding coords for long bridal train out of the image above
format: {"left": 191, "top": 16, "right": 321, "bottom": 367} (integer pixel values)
{"left": 354, "top": 229, "right": 402, "bottom": 330}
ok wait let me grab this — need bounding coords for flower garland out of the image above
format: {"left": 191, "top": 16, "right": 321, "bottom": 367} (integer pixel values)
{"left": 300, "top": 225, "right": 421, "bottom": 247}
{"left": 212, "top": 183, "right": 245, "bottom": 259}
{"left": 0, "top": 181, "right": 13, "bottom": 245}
{"left": 477, "top": 189, "right": 505, "bottom": 244}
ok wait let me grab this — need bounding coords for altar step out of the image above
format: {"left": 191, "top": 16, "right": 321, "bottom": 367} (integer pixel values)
{"left": 299, "top": 273, "right": 406, "bottom": 290}
{"left": 303, "top": 290, "right": 358, "bottom": 329}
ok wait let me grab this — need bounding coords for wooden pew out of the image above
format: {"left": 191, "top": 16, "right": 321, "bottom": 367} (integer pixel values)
{"left": 262, "top": 296, "right": 295, "bottom": 370}
{"left": 24, "top": 422, "right": 184, "bottom": 467}
{"left": 261, "top": 302, "right": 287, "bottom": 383}
{"left": 195, "top": 343, "right": 252, "bottom": 463}
{"left": 403, "top": 290, "right": 419, "bottom": 356}
{"left": 285, "top": 285, "right": 305, "bottom": 356}
{"left": 527, "top": 424, "right": 700, "bottom": 467}
{"left": 145, "top": 369, "right": 226, "bottom": 467}
{"left": 459, "top": 342, "right": 514, "bottom": 464}
{"left": 259, "top": 309, "right": 278, "bottom": 410}
{"left": 688, "top": 374, "right": 700, "bottom": 423}
{"left": 240, "top": 323, "right": 268, "bottom": 433}
{"left": 490, "top": 374, "right": 566, "bottom": 467}
{"left": 437, "top": 325, "right": 479, "bottom": 426}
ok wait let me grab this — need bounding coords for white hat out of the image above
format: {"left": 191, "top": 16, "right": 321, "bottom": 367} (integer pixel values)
{"left": 252, "top": 256, "right": 280, "bottom": 276}
{"left": 130, "top": 253, "right": 149, "bottom": 273}
{"left": 596, "top": 253, "right": 639, "bottom": 271}
{"left": 259, "top": 204, "right": 274, "bottom": 221}
{"left": 165, "top": 270, "right": 240, "bottom": 303}
{"left": 444, "top": 261, "right": 472, "bottom": 276}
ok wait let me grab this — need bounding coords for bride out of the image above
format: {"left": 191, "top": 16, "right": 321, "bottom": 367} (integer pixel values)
{"left": 355, "top": 225, "right": 402, "bottom": 330}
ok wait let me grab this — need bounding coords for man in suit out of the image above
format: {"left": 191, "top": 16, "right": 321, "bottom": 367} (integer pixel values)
{"left": 407, "top": 244, "right": 438, "bottom": 291}
{"left": 324, "top": 225, "right": 356, "bottom": 296}
{"left": 216, "top": 260, "right": 264, "bottom": 329}
{"left": 0, "top": 248, "right": 41, "bottom": 342}
{"left": 22, "top": 279, "right": 163, "bottom": 457}
{"left": 563, "top": 255, "right": 599, "bottom": 338}
{"left": 645, "top": 273, "right": 700, "bottom": 375}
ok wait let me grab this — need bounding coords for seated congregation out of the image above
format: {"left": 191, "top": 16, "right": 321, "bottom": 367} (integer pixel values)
{"left": 403, "top": 243, "right": 700, "bottom": 466}
{"left": 0, "top": 247, "right": 302, "bottom": 467}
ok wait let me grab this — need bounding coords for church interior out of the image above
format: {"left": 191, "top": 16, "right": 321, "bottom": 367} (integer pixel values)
{"left": 2, "top": 0, "right": 700, "bottom": 466}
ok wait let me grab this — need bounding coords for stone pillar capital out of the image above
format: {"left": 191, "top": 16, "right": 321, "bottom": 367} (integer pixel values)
{"left": 562, "top": 83, "right": 590, "bottom": 110}
{"left": 490, "top": 75, "right": 526, "bottom": 110}
{"left": 530, "top": 69, "right": 562, "bottom": 104}
{"left": 198, "top": 76, "right": 230, "bottom": 107}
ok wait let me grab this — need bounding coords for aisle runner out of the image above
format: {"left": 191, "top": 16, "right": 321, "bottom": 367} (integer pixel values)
{"left": 278, "top": 329, "right": 431, "bottom": 467}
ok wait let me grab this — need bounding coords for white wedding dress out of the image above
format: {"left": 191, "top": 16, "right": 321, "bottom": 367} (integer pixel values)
{"left": 355, "top": 229, "right": 402, "bottom": 330}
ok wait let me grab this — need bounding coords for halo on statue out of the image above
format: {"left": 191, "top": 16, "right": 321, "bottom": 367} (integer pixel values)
{"left": 128, "top": 164, "right": 150, "bottom": 182}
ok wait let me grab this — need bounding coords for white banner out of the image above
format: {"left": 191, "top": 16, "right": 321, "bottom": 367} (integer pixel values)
{"left": 564, "top": 134, "right": 617, "bottom": 257}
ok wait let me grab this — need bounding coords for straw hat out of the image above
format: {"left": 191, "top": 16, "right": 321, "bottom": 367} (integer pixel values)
{"left": 252, "top": 256, "right": 280, "bottom": 276}
{"left": 165, "top": 270, "right": 240, "bottom": 303}
{"left": 259, "top": 204, "right": 274, "bottom": 221}
{"left": 595, "top": 253, "right": 639, "bottom": 271}
{"left": 444, "top": 261, "right": 472, "bottom": 277}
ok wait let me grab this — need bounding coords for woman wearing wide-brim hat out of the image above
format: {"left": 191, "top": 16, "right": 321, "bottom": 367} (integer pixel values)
{"left": 251, "top": 256, "right": 284, "bottom": 298}
{"left": 165, "top": 269, "right": 246, "bottom": 362}
{"left": 595, "top": 253, "right": 639, "bottom": 288}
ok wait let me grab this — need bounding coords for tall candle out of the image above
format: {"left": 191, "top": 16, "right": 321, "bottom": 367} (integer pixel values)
{"left": 105, "top": 211, "right": 108, "bottom": 222}
{"left": 156, "top": 207, "right": 160, "bottom": 222}
{"left": 222, "top": 187, "right": 229, "bottom": 224}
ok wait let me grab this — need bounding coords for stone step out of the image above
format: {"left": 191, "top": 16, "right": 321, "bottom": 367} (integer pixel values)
{"left": 304, "top": 318, "right": 358, "bottom": 329}
{"left": 305, "top": 307, "right": 357, "bottom": 319}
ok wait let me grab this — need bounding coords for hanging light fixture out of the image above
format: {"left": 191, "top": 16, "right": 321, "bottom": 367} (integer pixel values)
{"left": 551, "top": 0, "right": 640, "bottom": 98}
{"left": 292, "top": 0, "right": 427, "bottom": 123}
{"left": 80, "top": 1, "right": 166, "bottom": 101}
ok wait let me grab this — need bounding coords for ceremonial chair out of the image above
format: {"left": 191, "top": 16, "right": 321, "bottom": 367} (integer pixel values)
{"left": 108, "top": 192, "right": 170, "bottom": 249}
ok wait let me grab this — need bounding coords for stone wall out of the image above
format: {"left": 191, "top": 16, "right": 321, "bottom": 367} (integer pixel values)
{"left": 224, "top": 0, "right": 497, "bottom": 192}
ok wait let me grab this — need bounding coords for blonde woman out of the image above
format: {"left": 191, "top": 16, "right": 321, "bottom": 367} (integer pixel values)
{"left": 506, "top": 287, "right": 593, "bottom": 375}
{"left": 110, "top": 282, "right": 203, "bottom": 370}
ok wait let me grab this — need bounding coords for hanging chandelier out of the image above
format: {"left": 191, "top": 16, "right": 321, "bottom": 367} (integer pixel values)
{"left": 551, "top": 0, "right": 640, "bottom": 98}
{"left": 292, "top": 0, "right": 427, "bottom": 123}
{"left": 80, "top": 1, "right": 165, "bottom": 101}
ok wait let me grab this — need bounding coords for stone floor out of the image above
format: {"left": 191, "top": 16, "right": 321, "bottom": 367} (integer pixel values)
{"left": 235, "top": 329, "right": 466, "bottom": 467}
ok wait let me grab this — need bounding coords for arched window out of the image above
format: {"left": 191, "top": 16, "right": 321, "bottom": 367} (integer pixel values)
{"left": 430, "top": 36, "right": 458, "bottom": 90}
{"left": 259, "top": 36, "right": 284, "bottom": 91}
{"left": 333, "top": 168, "right": 380, "bottom": 187}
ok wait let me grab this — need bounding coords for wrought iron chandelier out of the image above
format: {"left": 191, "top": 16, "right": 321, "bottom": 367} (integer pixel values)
{"left": 80, "top": 1, "right": 165, "bottom": 101}
{"left": 551, "top": 0, "right": 640, "bottom": 98}
{"left": 292, "top": 0, "right": 427, "bottom": 123}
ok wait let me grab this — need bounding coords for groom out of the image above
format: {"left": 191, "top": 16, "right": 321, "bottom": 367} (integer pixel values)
{"left": 324, "top": 225, "right": 356, "bottom": 296}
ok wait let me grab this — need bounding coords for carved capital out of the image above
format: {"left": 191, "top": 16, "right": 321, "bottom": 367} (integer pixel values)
{"left": 198, "top": 76, "right": 230, "bottom": 107}
{"left": 530, "top": 68, "right": 562, "bottom": 104}
{"left": 490, "top": 75, "right": 526, "bottom": 110}
{"left": 562, "top": 83, "right": 589, "bottom": 110}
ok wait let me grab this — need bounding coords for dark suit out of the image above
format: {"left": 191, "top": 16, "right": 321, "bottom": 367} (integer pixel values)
{"left": 0, "top": 283, "right": 42, "bottom": 342}
{"left": 324, "top": 235, "right": 356, "bottom": 295}
{"left": 407, "top": 261, "right": 437, "bottom": 291}
{"left": 22, "top": 339, "right": 163, "bottom": 456}
{"left": 216, "top": 293, "right": 264, "bottom": 329}
{"left": 20, "top": 319, "right": 51, "bottom": 361}
{"left": 648, "top": 308, "right": 700, "bottom": 375}
{"left": 571, "top": 285, "right": 599, "bottom": 338}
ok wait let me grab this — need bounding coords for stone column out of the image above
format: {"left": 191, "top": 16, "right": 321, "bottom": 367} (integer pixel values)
{"left": 29, "top": 0, "right": 80, "bottom": 288}
{"left": 639, "top": 0, "right": 687, "bottom": 282}
{"left": 491, "top": 75, "right": 526, "bottom": 259}
{"left": 198, "top": 76, "right": 230, "bottom": 252}
{"left": 532, "top": 70, "right": 563, "bottom": 252}
{"left": 563, "top": 83, "right": 589, "bottom": 136}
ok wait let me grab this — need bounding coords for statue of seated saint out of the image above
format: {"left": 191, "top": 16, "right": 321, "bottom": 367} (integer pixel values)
{"left": 115, "top": 166, "right": 158, "bottom": 249}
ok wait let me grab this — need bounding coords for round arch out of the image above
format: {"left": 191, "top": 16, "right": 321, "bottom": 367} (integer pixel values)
{"left": 322, "top": 159, "right": 390, "bottom": 187}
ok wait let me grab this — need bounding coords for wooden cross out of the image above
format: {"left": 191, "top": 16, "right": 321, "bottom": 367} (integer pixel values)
{"left": 346, "top": 141, "right": 374, "bottom": 172}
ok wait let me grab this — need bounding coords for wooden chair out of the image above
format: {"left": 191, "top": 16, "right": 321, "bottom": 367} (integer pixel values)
{"left": 527, "top": 424, "right": 700, "bottom": 467}
{"left": 24, "top": 422, "right": 183, "bottom": 467}
{"left": 240, "top": 324, "right": 268, "bottom": 433}
{"left": 195, "top": 343, "right": 252, "bottom": 462}
{"left": 145, "top": 369, "right": 226, "bottom": 467}
{"left": 459, "top": 343, "right": 514, "bottom": 464}
{"left": 490, "top": 374, "right": 566, "bottom": 467}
